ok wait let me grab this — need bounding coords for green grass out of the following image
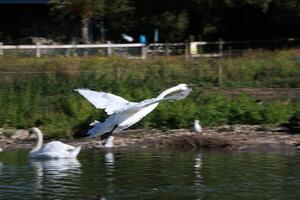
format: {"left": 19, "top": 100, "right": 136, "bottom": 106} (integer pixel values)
{"left": 0, "top": 50, "right": 299, "bottom": 137}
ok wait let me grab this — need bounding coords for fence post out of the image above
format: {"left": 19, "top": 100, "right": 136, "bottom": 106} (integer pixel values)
{"left": 65, "top": 46, "right": 70, "bottom": 57}
{"left": 36, "top": 43, "right": 41, "bottom": 58}
{"left": 107, "top": 41, "right": 112, "bottom": 57}
{"left": 217, "top": 38, "right": 224, "bottom": 85}
{"left": 217, "top": 60, "right": 223, "bottom": 86}
{"left": 0, "top": 42, "right": 3, "bottom": 56}
{"left": 218, "top": 38, "right": 223, "bottom": 55}
{"left": 71, "top": 42, "right": 77, "bottom": 56}
{"left": 228, "top": 46, "right": 232, "bottom": 58}
{"left": 185, "top": 40, "right": 190, "bottom": 60}
{"left": 141, "top": 45, "right": 147, "bottom": 59}
{"left": 115, "top": 66, "right": 121, "bottom": 80}
{"left": 198, "top": 35, "right": 203, "bottom": 54}
{"left": 165, "top": 43, "right": 170, "bottom": 56}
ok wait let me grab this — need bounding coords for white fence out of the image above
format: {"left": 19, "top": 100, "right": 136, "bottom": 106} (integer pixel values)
{"left": 0, "top": 42, "right": 147, "bottom": 58}
{"left": 0, "top": 38, "right": 299, "bottom": 59}
{"left": 147, "top": 43, "right": 186, "bottom": 56}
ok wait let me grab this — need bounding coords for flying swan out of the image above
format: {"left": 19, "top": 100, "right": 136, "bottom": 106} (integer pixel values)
{"left": 29, "top": 127, "right": 81, "bottom": 159}
{"left": 75, "top": 83, "right": 192, "bottom": 139}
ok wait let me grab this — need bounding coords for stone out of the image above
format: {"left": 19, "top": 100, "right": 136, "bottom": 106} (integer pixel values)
{"left": 11, "top": 129, "right": 30, "bottom": 140}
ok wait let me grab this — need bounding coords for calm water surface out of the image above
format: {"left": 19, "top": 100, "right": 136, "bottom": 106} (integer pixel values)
{"left": 0, "top": 149, "right": 299, "bottom": 200}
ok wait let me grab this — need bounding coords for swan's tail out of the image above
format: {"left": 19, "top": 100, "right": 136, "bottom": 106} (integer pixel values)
{"left": 70, "top": 146, "right": 81, "bottom": 158}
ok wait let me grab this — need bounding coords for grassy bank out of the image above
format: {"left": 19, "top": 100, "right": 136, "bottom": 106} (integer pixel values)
{"left": 0, "top": 50, "right": 299, "bottom": 137}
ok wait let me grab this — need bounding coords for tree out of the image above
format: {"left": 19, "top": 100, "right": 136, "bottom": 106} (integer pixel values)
{"left": 104, "top": 0, "right": 135, "bottom": 41}
{"left": 132, "top": 0, "right": 189, "bottom": 42}
{"left": 50, "top": 0, "right": 105, "bottom": 43}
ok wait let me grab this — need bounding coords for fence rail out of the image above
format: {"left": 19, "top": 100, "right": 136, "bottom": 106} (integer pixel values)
{"left": 0, "top": 43, "right": 145, "bottom": 49}
{"left": 0, "top": 42, "right": 146, "bottom": 58}
{"left": 0, "top": 37, "right": 299, "bottom": 59}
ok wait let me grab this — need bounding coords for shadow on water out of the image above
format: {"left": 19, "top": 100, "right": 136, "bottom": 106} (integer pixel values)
{"left": 0, "top": 149, "right": 300, "bottom": 199}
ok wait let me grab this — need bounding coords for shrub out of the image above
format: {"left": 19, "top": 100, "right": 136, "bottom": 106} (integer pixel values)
{"left": 0, "top": 50, "right": 299, "bottom": 138}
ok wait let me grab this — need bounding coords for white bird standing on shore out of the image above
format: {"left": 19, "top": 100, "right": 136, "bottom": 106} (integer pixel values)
{"left": 193, "top": 119, "right": 202, "bottom": 133}
{"left": 0, "top": 148, "right": 3, "bottom": 152}
{"left": 29, "top": 127, "right": 81, "bottom": 159}
{"left": 104, "top": 136, "right": 114, "bottom": 148}
{"left": 75, "top": 84, "right": 192, "bottom": 139}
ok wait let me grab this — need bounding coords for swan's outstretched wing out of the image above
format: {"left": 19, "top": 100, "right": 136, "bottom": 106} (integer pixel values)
{"left": 75, "top": 89, "right": 137, "bottom": 115}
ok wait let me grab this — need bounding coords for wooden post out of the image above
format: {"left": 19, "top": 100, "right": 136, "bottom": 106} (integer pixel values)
{"left": 228, "top": 46, "right": 232, "bottom": 58}
{"left": 72, "top": 42, "right": 77, "bottom": 56}
{"left": 36, "top": 43, "right": 41, "bottom": 58}
{"left": 0, "top": 42, "right": 3, "bottom": 56}
{"left": 185, "top": 40, "right": 190, "bottom": 60}
{"left": 218, "top": 38, "right": 223, "bottom": 55}
{"left": 165, "top": 43, "right": 170, "bottom": 56}
{"left": 107, "top": 41, "right": 112, "bottom": 57}
{"left": 115, "top": 66, "right": 121, "bottom": 80}
{"left": 65, "top": 47, "right": 70, "bottom": 57}
{"left": 218, "top": 60, "right": 223, "bottom": 86}
{"left": 218, "top": 39, "right": 224, "bottom": 85}
{"left": 198, "top": 35, "right": 203, "bottom": 54}
{"left": 141, "top": 45, "right": 147, "bottom": 59}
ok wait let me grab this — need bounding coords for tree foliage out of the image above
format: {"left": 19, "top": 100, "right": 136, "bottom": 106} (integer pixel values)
{"left": 50, "top": 0, "right": 134, "bottom": 43}
{"left": 48, "top": 0, "right": 300, "bottom": 43}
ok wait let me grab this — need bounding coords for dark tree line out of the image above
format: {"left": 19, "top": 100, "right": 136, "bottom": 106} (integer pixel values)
{"left": 1, "top": 0, "right": 300, "bottom": 43}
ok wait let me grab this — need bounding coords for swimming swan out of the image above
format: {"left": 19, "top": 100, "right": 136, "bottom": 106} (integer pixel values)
{"left": 75, "top": 83, "right": 192, "bottom": 138}
{"left": 29, "top": 127, "right": 81, "bottom": 159}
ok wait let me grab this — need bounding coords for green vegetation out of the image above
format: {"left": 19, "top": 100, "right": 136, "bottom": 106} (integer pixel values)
{"left": 3, "top": 0, "right": 299, "bottom": 43}
{"left": 47, "top": 0, "right": 300, "bottom": 43}
{"left": 0, "top": 50, "right": 299, "bottom": 137}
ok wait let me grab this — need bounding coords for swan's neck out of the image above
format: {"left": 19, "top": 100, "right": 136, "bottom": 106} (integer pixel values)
{"left": 157, "top": 86, "right": 179, "bottom": 99}
{"left": 31, "top": 129, "right": 43, "bottom": 153}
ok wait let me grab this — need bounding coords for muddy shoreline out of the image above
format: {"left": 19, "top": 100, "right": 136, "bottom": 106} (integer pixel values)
{"left": 1, "top": 125, "right": 300, "bottom": 152}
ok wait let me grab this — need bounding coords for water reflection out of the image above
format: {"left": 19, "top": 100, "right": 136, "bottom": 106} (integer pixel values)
{"left": 30, "top": 159, "right": 81, "bottom": 198}
{"left": 194, "top": 153, "right": 203, "bottom": 186}
{"left": 105, "top": 152, "right": 114, "bottom": 164}
{"left": 0, "top": 162, "right": 2, "bottom": 175}
{"left": 30, "top": 158, "right": 81, "bottom": 177}
{"left": 104, "top": 151, "right": 115, "bottom": 195}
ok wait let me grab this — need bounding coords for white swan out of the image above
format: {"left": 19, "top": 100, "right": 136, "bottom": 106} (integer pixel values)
{"left": 193, "top": 119, "right": 202, "bottom": 133}
{"left": 104, "top": 136, "right": 114, "bottom": 148}
{"left": 29, "top": 127, "right": 81, "bottom": 159}
{"left": 75, "top": 83, "right": 192, "bottom": 138}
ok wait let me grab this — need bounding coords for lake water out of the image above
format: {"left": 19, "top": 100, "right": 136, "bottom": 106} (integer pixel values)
{"left": 0, "top": 149, "right": 299, "bottom": 200}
